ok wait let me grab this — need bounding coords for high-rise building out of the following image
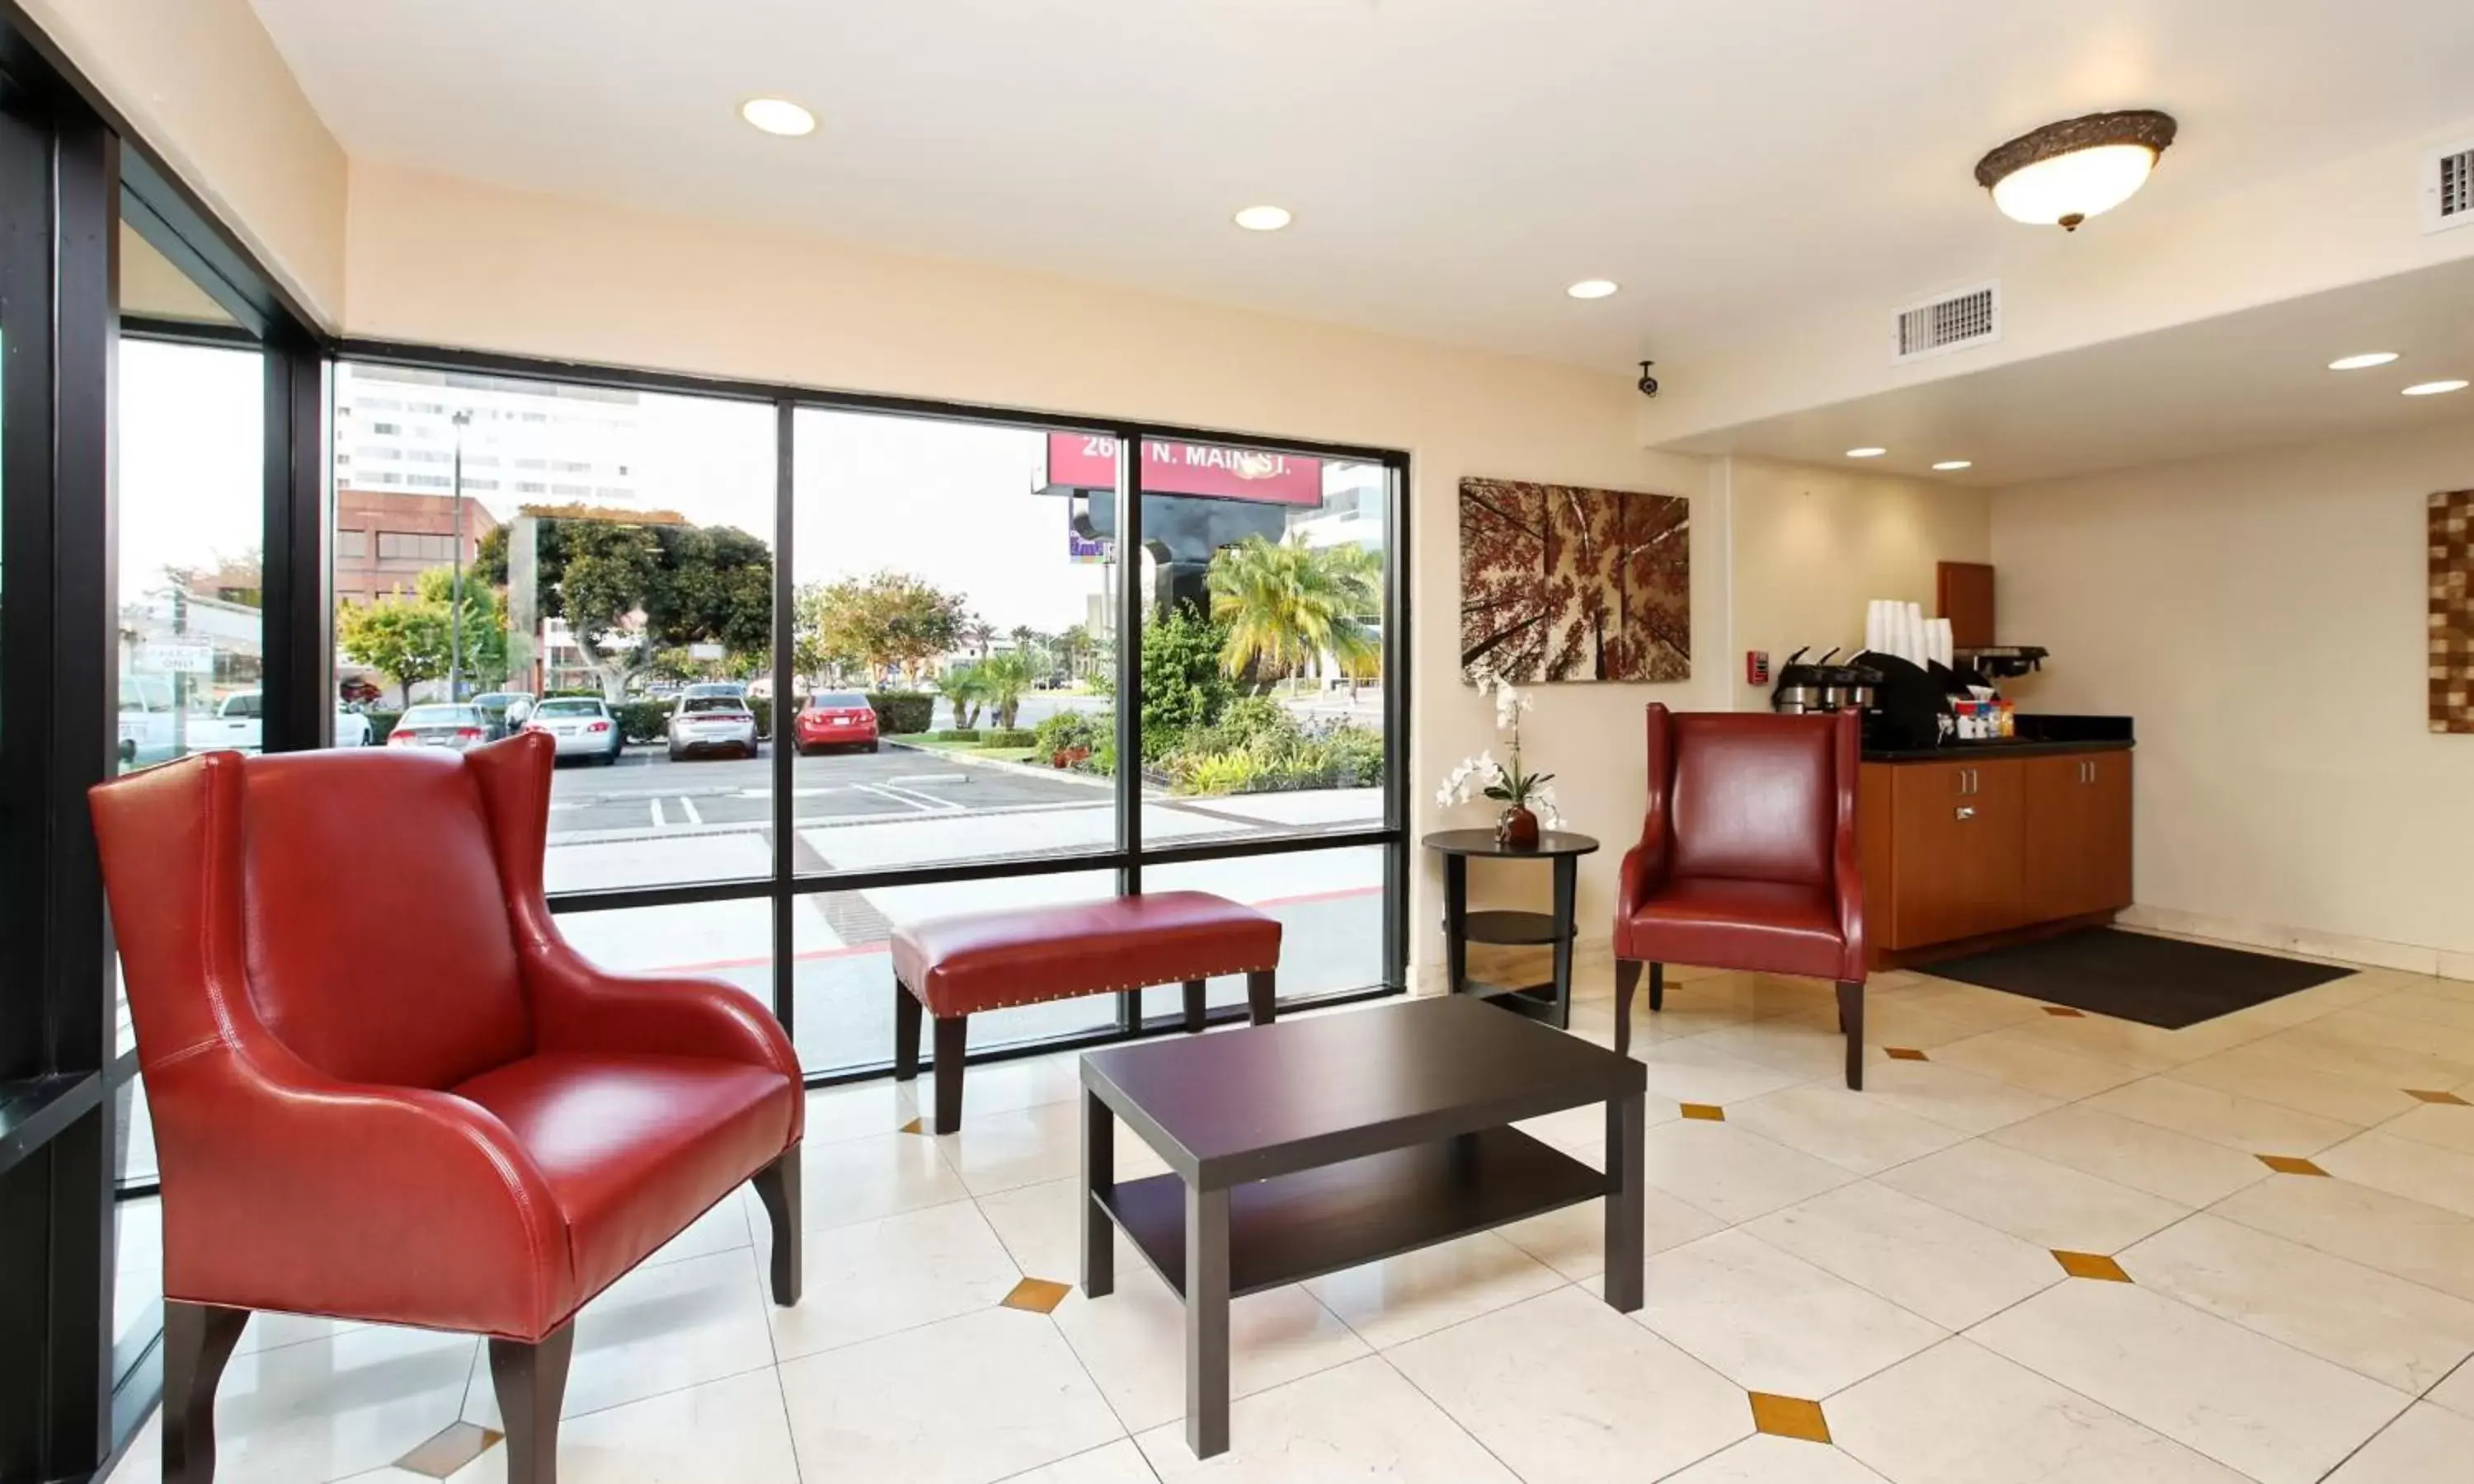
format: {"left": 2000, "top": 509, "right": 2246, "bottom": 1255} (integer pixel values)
{"left": 334, "top": 364, "right": 644, "bottom": 509}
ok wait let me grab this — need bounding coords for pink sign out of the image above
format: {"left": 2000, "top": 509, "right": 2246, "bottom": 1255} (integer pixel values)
{"left": 1041, "top": 433, "right": 1323, "bottom": 506}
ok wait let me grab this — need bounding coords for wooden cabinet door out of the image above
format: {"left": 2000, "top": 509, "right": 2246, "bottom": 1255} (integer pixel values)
{"left": 2081, "top": 751, "right": 2133, "bottom": 912}
{"left": 1964, "top": 758, "right": 2027, "bottom": 937}
{"left": 2022, "top": 751, "right": 2135, "bottom": 919}
{"left": 1887, "top": 760, "right": 2022, "bottom": 946}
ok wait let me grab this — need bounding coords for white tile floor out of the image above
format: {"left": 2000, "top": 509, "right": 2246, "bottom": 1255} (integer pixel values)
{"left": 109, "top": 948, "right": 2474, "bottom": 1483}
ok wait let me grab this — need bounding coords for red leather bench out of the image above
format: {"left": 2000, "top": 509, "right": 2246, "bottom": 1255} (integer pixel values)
{"left": 891, "top": 891, "right": 1282, "bottom": 1132}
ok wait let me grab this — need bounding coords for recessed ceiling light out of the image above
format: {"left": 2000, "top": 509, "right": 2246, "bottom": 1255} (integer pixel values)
{"left": 1232, "top": 205, "right": 1292, "bottom": 232}
{"left": 2327, "top": 352, "right": 2400, "bottom": 371}
{"left": 1846, "top": 447, "right": 1888, "bottom": 459}
{"left": 1932, "top": 460, "right": 1973, "bottom": 472}
{"left": 2403, "top": 378, "right": 2469, "bottom": 397}
{"left": 1976, "top": 110, "right": 2177, "bottom": 231}
{"left": 1565, "top": 279, "right": 1620, "bottom": 300}
{"left": 740, "top": 97, "right": 816, "bottom": 137}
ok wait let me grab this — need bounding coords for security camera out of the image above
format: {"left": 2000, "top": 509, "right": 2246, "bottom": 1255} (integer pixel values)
{"left": 1637, "top": 360, "right": 1659, "bottom": 398}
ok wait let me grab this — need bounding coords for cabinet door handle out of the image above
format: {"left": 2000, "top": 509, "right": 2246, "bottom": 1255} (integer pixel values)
{"left": 1956, "top": 806, "right": 1977, "bottom": 821}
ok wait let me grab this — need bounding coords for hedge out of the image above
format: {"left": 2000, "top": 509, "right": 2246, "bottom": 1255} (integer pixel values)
{"left": 933, "top": 727, "right": 983, "bottom": 743}
{"left": 982, "top": 728, "right": 1037, "bottom": 749}
{"left": 868, "top": 691, "right": 934, "bottom": 735}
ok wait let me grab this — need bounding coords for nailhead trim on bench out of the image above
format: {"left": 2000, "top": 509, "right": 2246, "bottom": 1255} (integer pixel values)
{"left": 900, "top": 960, "right": 1282, "bottom": 1014}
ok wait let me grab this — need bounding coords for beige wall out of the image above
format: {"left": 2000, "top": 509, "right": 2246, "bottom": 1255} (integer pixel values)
{"left": 24, "top": 0, "right": 347, "bottom": 324}
{"left": 1992, "top": 418, "right": 2474, "bottom": 973}
{"left": 346, "top": 162, "right": 1732, "bottom": 974}
{"left": 1720, "top": 457, "right": 1992, "bottom": 711}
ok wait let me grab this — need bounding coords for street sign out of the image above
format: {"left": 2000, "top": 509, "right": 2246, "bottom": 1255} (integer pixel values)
{"left": 139, "top": 641, "right": 215, "bottom": 675}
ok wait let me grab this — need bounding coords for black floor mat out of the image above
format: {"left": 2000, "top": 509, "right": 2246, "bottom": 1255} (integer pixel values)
{"left": 1921, "top": 928, "right": 2355, "bottom": 1029}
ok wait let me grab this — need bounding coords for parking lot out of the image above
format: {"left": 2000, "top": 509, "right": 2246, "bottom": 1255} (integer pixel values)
{"left": 544, "top": 737, "right": 1387, "bottom": 1073}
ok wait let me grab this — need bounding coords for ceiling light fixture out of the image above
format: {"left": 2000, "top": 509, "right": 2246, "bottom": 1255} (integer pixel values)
{"left": 739, "top": 97, "right": 817, "bottom": 137}
{"left": 1566, "top": 279, "right": 1620, "bottom": 300}
{"left": 1846, "top": 448, "right": 1888, "bottom": 459}
{"left": 1933, "top": 460, "right": 1974, "bottom": 472}
{"left": 1976, "top": 110, "right": 2177, "bottom": 231}
{"left": 2327, "top": 352, "right": 2400, "bottom": 371}
{"left": 1232, "top": 205, "right": 1292, "bottom": 232}
{"left": 2403, "top": 378, "right": 2469, "bottom": 397}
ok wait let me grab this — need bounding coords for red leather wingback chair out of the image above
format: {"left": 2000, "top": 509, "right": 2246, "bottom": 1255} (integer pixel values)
{"left": 1613, "top": 704, "right": 1868, "bottom": 1088}
{"left": 89, "top": 734, "right": 805, "bottom": 1484}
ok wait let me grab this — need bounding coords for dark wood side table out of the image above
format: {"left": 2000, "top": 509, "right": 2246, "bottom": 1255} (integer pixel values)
{"left": 1423, "top": 829, "right": 1601, "bottom": 1029}
{"left": 1079, "top": 997, "right": 1646, "bottom": 1459}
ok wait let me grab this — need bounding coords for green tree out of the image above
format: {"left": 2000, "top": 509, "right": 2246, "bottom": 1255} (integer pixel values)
{"left": 335, "top": 567, "right": 506, "bottom": 704}
{"left": 1138, "top": 602, "right": 1235, "bottom": 760}
{"left": 1206, "top": 536, "right": 1380, "bottom": 692}
{"left": 478, "top": 518, "right": 772, "bottom": 702}
{"left": 977, "top": 651, "right": 1036, "bottom": 730}
{"left": 1055, "top": 626, "right": 1096, "bottom": 683}
{"left": 936, "top": 661, "right": 990, "bottom": 730}
{"left": 792, "top": 571, "right": 967, "bottom": 686}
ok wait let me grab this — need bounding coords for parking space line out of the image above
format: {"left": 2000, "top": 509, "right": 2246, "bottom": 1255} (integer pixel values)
{"left": 855, "top": 781, "right": 961, "bottom": 814}
{"left": 679, "top": 796, "right": 703, "bottom": 825}
{"left": 649, "top": 797, "right": 666, "bottom": 829}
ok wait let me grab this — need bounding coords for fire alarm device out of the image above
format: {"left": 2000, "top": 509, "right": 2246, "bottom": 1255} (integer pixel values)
{"left": 1747, "top": 650, "right": 1771, "bottom": 685}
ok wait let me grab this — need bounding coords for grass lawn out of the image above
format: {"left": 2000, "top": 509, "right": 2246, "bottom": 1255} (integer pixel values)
{"left": 892, "top": 735, "right": 1042, "bottom": 765}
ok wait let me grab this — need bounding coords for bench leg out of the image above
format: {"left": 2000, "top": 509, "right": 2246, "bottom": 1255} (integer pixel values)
{"left": 933, "top": 1015, "right": 967, "bottom": 1134}
{"left": 1183, "top": 979, "right": 1206, "bottom": 1033}
{"left": 1246, "top": 970, "right": 1276, "bottom": 1026}
{"left": 893, "top": 976, "right": 921, "bottom": 1082}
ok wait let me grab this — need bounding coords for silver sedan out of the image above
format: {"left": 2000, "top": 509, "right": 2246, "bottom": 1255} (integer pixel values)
{"left": 523, "top": 697, "right": 625, "bottom": 764}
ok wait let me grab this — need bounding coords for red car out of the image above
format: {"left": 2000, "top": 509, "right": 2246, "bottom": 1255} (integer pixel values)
{"left": 796, "top": 691, "right": 879, "bottom": 755}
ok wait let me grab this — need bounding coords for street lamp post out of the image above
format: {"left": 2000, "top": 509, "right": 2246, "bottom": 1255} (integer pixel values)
{"left": 449, "top": 408, "right": 471, "bottom": 701}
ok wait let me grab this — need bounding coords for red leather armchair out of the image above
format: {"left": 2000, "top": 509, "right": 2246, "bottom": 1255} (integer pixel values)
{"left": 1613, "top": 704, "right": 1869, "bottom": 1088}
{"left": 89, "top": 734, "right": 805, "bottom": 1484}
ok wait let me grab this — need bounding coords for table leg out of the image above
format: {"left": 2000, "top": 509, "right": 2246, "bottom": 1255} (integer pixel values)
{"left": 1604, "top": 1089, "right": 1644, "bottom": 1312}
{"left": 1185, "top": 1183, "right": 1231, "bottom": 1458}
{"left": 1550, "top": 855, "right": 1578, "bottom": 1029}
{"left": 1082, "top": 1089, "right": 1114, "bottom": 1298}
{"left": 1443, "top": 853, "right": 1469, "bottom": 996}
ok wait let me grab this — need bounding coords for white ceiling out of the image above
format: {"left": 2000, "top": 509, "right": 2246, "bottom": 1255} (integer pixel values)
{"left": 1667, "top": 255, "right": 2474, "bottom": 485}
{"left": 249, "top": 1, "right": 2474, "bottom": 374}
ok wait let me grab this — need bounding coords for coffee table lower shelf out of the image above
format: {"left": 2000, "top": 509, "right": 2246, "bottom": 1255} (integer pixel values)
{"left": 1091, "top": 1126, "right": 1606, "bottom": 1299}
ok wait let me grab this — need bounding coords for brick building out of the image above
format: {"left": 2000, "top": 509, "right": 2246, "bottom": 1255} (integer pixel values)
{"left": 334, "top": 488, "right": 501, "bottom": 608}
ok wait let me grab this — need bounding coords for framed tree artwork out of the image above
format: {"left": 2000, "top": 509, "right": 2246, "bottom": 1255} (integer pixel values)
{"left": 2435, "top": 489, "right": 2472, "bottom": 734}
{"left": 1459, "top": 477, "right": 1690, "bottom": 683}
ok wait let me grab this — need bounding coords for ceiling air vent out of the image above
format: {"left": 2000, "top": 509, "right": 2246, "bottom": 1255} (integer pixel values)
{"left": 2425, "top": 137, "right": 2474, "bottom": 234}
{"left": 1892, "top": 282, "right": 2001, "bottom": 364}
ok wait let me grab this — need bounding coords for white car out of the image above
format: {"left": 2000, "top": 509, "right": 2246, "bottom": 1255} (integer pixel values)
{"left": 667, "top": 693, "right": 759, "bottom": 760}
{"left": 119, "top": 681, "right": 372, "bottom": 764}
{"left": 524, "top": 697, "right": 624, "bottom": 764}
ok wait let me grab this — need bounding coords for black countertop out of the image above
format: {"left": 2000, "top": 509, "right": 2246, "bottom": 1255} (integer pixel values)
{"left": 1862, "top": 712, "right": 2133, "bottom": 763}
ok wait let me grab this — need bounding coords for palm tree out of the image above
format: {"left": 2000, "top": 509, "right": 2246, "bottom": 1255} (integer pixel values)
{"left": 937, "top": 661, "right": 989, "bottom": 730}
{"left": 976, "top": 651, "right": 1036, "bottom": 730}
{"left": 1055, "top": 626, "right": 1096, "bottom": 683}
{"left": 1206, "top": 536, "right": 1380, "bottom": 691}
{"left": 959, "top": 617, "right": 994, "bottom": 657}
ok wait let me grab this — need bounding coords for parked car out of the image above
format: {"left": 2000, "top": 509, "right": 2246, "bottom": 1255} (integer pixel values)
{"left": 667, "top": 693, "right": 758, "bottom": 761}
{"left": 795, "top": 691, "right": 879, "bottom": 755}
{"left": 682, "top": 681, "right": 747, "bottom": 702}
{"left": 469, "top": 690, "right": 536, "bottom": 739}
{"left": 119, "top": 682, "right": 372, "bottom": 763}
{"left": 387, "top": 703, "right": 492, "bottom": 751}
{"left": 523, "top": 696, "right": 623, "bottom": 765}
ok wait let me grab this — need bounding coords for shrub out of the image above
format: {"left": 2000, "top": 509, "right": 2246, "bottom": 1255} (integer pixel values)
{"left": 1138, "top": 603, "right": 1235, "bottom": 761}
{"left": 364, "top": 710, "right": 401, "bottom": 741}
{"left": 983, "top": 728, "right": 1037, "bottom": 749}
{"left": 868, "top": 690, "right": 934, "bottom": 735}
{"left": 1032, "top": 710, "right": 1103, "bottom": 755}
{"left": 934, "top": 727, "right": 983, "bottom": 742}
{"left": 613, "top": 699, "right": 670, "bottom": 744}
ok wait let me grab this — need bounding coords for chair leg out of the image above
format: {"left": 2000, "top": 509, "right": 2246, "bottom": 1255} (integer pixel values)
{"left": 1649, "top": 961, "right": 1665, "bottom": 1012}
{"left": 162, "top": 1301, "right": 248, "bottom": 1484}
{"left": 893, "top": 975, "right": 921, "bottom": 1082}
{"left": 1837, "top": 980, "right": 1865, "bottom": 1091}
{"left": 1245, "top": 970, "right": 1276, "bottom": 1026}
{"left": 1183, "top": 979, "right": 1206, "bottom": 1032}
{"left": 491, "top": 1325, "right": 576, "bottom": 1484}
{"left": 933, "top": 1015, "right": 968, "bottom": 1134}
{"left": 751, "top": 1146, "right": 802, "bottom": 1307}
{"left": 1613, "top": 958, "right": 1641, "bottom": 1058}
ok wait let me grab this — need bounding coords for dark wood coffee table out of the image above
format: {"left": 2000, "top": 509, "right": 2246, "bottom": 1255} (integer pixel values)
{"left": 1079, "top": 995, "right": 1648, "bottom": 1458}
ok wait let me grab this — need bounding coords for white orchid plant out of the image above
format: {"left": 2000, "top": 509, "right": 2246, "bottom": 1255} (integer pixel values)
{"left": 1436, "top": 672, "right": 1563, "bottom": 827}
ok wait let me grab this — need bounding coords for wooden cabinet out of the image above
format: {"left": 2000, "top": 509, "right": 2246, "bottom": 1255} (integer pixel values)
{"left": 2021, "top": 750, "right": 2133, "bottom": 922}
{"left": 1860, "top": 746, "right": 2130, "bottom": 964}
